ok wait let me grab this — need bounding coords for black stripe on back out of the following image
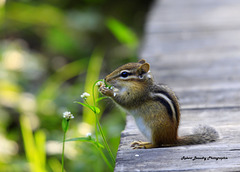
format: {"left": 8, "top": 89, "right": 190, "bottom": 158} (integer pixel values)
{"left": 154, "top": 90, "right": 179, "bottom": 122}
{"left": 153, "top": 96, "right": 174, "bottom": 122}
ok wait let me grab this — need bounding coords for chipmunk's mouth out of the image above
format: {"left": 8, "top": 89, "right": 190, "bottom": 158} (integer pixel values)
{"left": 101, "top": 79, "right": 118, "bottom": 92}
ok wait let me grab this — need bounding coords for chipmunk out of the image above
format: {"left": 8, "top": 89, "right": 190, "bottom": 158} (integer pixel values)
{"left": 99, "top": 59, "right": 219, "bottom": 149}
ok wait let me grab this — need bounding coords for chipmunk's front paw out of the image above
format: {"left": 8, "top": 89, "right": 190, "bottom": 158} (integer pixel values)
{"left": 131, "top": 141, "right": 155, "bottom": 149}
{"left": 99, "top": 85, "right": 113, "bottom": 97}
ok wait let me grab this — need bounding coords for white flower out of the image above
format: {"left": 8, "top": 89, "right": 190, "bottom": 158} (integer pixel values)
{"left": 86, "top": 133, "right": 92, "bottom": 138}
{"left": 96, "top": 81, "right": 104, "bottom": 87}
{"left": 80, "top": 92, "right": 90, "bottom": 99}
{"left": 63, "top": 111, "right": 74, "bottom": 120}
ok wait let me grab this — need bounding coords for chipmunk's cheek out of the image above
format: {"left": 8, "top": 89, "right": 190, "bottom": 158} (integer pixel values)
{"left": 107, "top": 80, "right": 128, "bottom": 97}
{"left": 108, "top": 84, "right": 121, "bottom": 97}
{"left": 112, "top": 87, "right": 119, "bottom": 97}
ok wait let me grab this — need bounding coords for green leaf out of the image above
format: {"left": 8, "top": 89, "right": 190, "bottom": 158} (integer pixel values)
{"left": 75, "top": 102, "right": 94, "bottom": 111}
{"left": 96, "top": 97, "right": 108, "bottom": 103}
{"left": 94, "top": 107, "right": 100, "bottom": 114}
{"left": 75, "top": 101, "right": 100, "bottom": 114}
{"left": 62, "top": 119, "right": 69, "bottom": 132}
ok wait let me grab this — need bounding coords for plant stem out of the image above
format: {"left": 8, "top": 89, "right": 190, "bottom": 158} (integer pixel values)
{"left": 94, "top": 113, "right": 99, "bottom": 142}
{"left": 85, "top": 100, "right": 99, "bottom": 142}
{"left": 96, "top": 118, "right": 115, "bottom": 165}
{"left": 92, "top": 81, "right": 99, "bottom": 143}
{"left": 92, "top": 80, "right": 98, "bottom": 107}
{"left": 94, "top": 144, "right": 114, "bottom": 171}
{"left": 92, "top": 80, "right": 115, "bottom": 165}
{"left": 62, "top": 130, "right": 66, "bottom": 172}
{"left": 91, "top": 80, "right": 102, "bottom": 141}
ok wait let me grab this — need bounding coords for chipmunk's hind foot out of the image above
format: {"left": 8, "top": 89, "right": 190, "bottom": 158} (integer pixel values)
{"left": 130, "top": 141, "right": 156, "bottom": 149}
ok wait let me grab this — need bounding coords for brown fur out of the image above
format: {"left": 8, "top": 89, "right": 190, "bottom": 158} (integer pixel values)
{"left": 100, "top": 59, "right": 218, "bottom": 149}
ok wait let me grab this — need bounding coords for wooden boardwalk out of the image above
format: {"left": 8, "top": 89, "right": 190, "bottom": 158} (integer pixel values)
{"left": 115, "top": 0, "right": 240, "bottom": 171}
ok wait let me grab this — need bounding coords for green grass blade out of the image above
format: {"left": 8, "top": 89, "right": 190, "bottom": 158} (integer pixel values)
{"left": 35, "top": 130, "right": 46, "bottom": 172}
{"left": 106, "top": 17, "right": 138, "bottom": 49}
{"left": 20, "top": 115, "right": 46, "bottom": 172}
{"left": 82, "top": 49, "right": 104, "bottom": 124}
{"left": 48, "top": 158, "right": 62, "bottom": 172}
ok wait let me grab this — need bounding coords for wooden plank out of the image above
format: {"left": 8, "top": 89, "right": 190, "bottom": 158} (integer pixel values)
{"left": 140, "top": 30, "right": 240, "bottom": 56}
{"left": 159, "top": 0, "right": 240, "bottom": 7}
{"left": 177, "top": 88, "right": 240, "bottom": 108}
{"left": 143, "top": 51, "right": 240, "bottom": 68}
{"left": 180, "top": 107, "right": 240, "bottom": 127}
{"left": 149, "top": 5, "right": 240, "bottom": 23}
{"left": 151, "top": 65, "right": 240, "bottom": 90}
{"left": 115, "top": 146, "right": 240, "bottom": 171}
{"left": 146, "top": 0, "right": 240, "bottom": 35}
{"left": 115, "top": 107, "right": 240, "bottom": 171}
{"left": 115, "top": 145, "right": 240, "bottom": 172}
{"left": 146, "top": 20, "right": 240, "bottom": 34}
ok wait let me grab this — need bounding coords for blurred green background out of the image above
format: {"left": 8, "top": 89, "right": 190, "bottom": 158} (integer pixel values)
{"left": 0, "top": 0, "right": 153, "bottom": 171}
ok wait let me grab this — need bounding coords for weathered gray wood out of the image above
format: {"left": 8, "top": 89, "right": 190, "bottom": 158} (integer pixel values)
{"left": 115, "top": 145, "right": 240, "bottom": 172}
{"left": 115, "top": 109, "right": 240, "bottom": 171}
{"left": 141, "top": 30, "right": 240, "bottom": 56}
{"left": 150, "top": 0, "right": 240, "bottom": 22}
{"left": 115, "top": 0, "right": 240, "bottom": 171}
{"left": 159, "top": 0, "right": 240, "bottom": 7}
{"left": 146, "top": 21, "right": 240, "bottom": 34}
{"left": 147, "top": 0, "right": 240, "bottom": 33}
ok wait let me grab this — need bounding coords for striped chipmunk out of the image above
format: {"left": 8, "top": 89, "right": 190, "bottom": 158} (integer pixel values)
{"left": 99, "top": 59, "right": 219, "bottom": 149}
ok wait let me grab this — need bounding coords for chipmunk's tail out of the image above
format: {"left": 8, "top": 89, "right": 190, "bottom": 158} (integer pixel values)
{"left": 177, "top": 125, "right": 219, "bottom": 146}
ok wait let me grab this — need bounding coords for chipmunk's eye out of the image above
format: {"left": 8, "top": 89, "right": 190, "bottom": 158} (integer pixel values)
{"left": 120, "top": 71, "right": 130, "bottom": 78}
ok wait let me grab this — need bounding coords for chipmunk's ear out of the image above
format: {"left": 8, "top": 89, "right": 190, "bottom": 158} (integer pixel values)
{"left": 138, "top": 59, "right": 146, "bottom": 64}
{"left": 137, "top": 63, "right": 150, "bottom": 74}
